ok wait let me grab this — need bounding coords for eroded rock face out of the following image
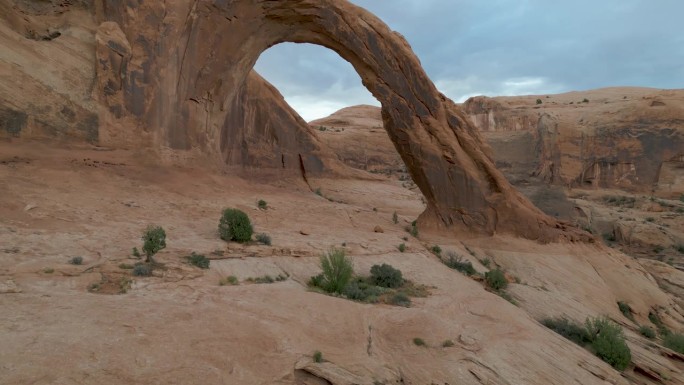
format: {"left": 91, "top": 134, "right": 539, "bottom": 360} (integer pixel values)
{"left": 463, "top": 89, "right": 684, "bottom": 198}
{"left": 92, "top": 0, "right": 584, "bottom": 242}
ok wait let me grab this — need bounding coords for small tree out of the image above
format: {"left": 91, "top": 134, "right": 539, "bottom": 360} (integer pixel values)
{"left": 219, "top": 208, "right": 253, "bottom": 243}
{"left": 142, "top": 226, "right": 166, "bottom": 263}
{"left": 318, "top": 248, "right": 353, "bottom": 294}
{"left": 536, "top": 98, "right": 542, "bottom": 105}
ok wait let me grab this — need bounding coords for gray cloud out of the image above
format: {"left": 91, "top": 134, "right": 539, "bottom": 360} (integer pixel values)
{"left": 254, "top": 0, "right": 684, "bottom": 121}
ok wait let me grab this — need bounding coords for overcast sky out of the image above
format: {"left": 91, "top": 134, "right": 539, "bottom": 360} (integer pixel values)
{"left": 254, "top": 0, "right": 684, "bottom": 121}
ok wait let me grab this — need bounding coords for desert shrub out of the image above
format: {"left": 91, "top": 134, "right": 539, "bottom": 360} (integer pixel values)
{"left": 390, "top": 292, "right": 411, "bottom": 307}
{"left": 257, "top": 199, "right": 267, "bottom": 210}
{"left": 649, "top": 311, "right": 671, "bottom": 336}
{"left": 247, "top": 275, "right": 275, "bottom": 284}
{"left": 142, "top": 225, "right": 166, "bottom": 262}
{"left": 639, "top": 325, "right": 656, "bottom": 339}
{"left": 582, "top": 98, "right": 589, "bottom": 103}
{"left": 585, "top": 317, "right": 631, "bottom": 371}
{"left": 219, "top": 276, "right": 239, "bottom": 286}
{"left": 187, "top": 252, "right": 210, "bottom": 269}
{"left": 542, "top": 317, "right": 591, "bottom": 346}
{"left": 398, "top": 243, "right": 406, "bottom": 253}
{"left": 317, "top": 248, "right": 353, "bottom": 294}
{"left": 219, "top": 209, "right": 253, "bottom": 243}
{"left": 313, "top": 351, "right": 323, "bottom": 363}
{"left": 43, "top": 267, "right": 54, "bottom": 274}
{"left": 256, "top": 233, "right": 272, "bottom": 246}
{"left": 409, "top": 224, "right": 418, "bottom": 238}
{"left": 392, "top": 211, "right": 398, "bottom": 224}
{"left": 413, "top": 337, "right": 426, "bottom": 347}
{"left": 118, "top": 263, "right": 134, "bottom": 270}
{"left": 663, "top": 333, "right": 684, "bottom": 354}
{"left": 132, "top": 247, "right": 141, "bottom": 258}
{"left": 370, "top": 263, "right": 404, "bottom": 288}
{"left": 617, "top": 301, "right": 634, "bottom": 321}
{"left": 342, "top": 279, "right": 383, "bottom": 302}
{"left": 536, "top": 98, "right": 542, "bottom": 105}
{"left": 442, "top": 339, "right": 455, "bottom": 347}
{"left": 485, "top": 269, "right": 508, "bottom": 291}
{"left": 444, "top": 252, "right": 477, "bottom": 276}
{"left": 69, "top": 256, "right": 83, "bottom": 265}
{"left": 132, "top": 263, "right": 153, "bottom": 277}
{"left": 431, "top": 245, "right": 442, "bottom": 256}
{"left": 676, "top": 244, "right": 684, "bottom": 254}
{"left": 479, "top": 258, "right": 491, "bottom": 268}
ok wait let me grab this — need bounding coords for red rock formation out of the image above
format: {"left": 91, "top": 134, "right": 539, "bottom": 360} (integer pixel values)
{"left": 1, "top": 0, "right": 588, "bottom": 242}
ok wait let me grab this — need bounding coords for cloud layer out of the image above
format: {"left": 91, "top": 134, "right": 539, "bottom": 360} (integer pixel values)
{"left": 254, "top": 0, "right": 684, "bottom": 121}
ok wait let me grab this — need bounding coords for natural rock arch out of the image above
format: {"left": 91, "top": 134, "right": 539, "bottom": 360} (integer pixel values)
{"left": 96, "top": 0, "right": 589, "bottom": 242}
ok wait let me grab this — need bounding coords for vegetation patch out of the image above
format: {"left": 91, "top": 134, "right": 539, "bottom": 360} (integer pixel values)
{"left": 313, "top": 351, "right": 323, "bottom": 363}
{"left": 186, "top": 252, "right": 210, "bottom": 269}
{"left": 603, "top": 195, "right": 636, "bottom": 207}
{"left": 431, "top": 245, "right": 442, "bottom": 256}
{"left": 257, "top": 199, "right": 268, "bottom": 210}
{"left": 442, "top": 339, "right": 455, "bottom": 348}
{"left": 663, "top": 333, "right": 684, "bottom": 354}
{"left": 69, "top": 256, "right": 83, "bottom": 265}
{"left": 219, "top": 275, "right": 239, "bottom": 286}
{"left": 256, "top": 233, "right": 272, "bottom": 246}
{"left": 443, "top": 252, "right": 477, "bottom": 276}
{"left": 309, "top": 251, "right": 428, "bottom": 307}
{"left": 397, "top": 243, "right": 406, "bottom": 252}
{"left": 638, "top": 325, "right": 656, "bottom": 339}
{"left": 617, "top": 301, "right": 635, "bottom": 322}
{"left": 246, "top": 274, "right": 288, "bottom": 284}
{"left": 219, "top": 208, "right": 253, "bottom": 243}
{"left": 542, "top": 316, "right": 631, "bottom": 371}
{"left": 132, "top": 263, "right": 153, "bottom": 277}
{"left": 413, "top": 337, "right": 426, "bottom": 347}
{"left": 485, "top": 268, "right": 508, "bottom": 291}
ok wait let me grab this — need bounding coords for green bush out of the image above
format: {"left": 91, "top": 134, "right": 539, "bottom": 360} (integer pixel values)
{"left": 219, "top": 208, "right": 253, "bottom": 243}
{"left": 118, "top": 263, "right": 134, "bottom": 270}
{"left": 638, "top": 325, "right": 656, "bottom": 339}
{"left": 69, "top": 256, "right": 83, "bottom": 265}
{"left": 479, "top": 258, "right": 491, "bottom": 268}
{"left": 663, "top": 333, "right": 684, "bottom": 354}
{"left": 585, "top": 316, "right": 631, "bottom": 371}
{"left": 536, "top": 98, "right": 542, "bottom": 105}
{"left": 617, "top": 301, "right": 634, "bottom": 321}
{"left": 257, "top": 199, "right": 267, "bottom": 210}
{"left": 219, "top": 276, "right": 239, "bottom": 286}
{"left": 485, "top": 269, "right": 508, "bottom": 291}
{"left": 392, "top": 211, "right": 398, "bottom": 224}
{"left": 370, "top": 263, "right": 404, "bottom": 288}
{"left": 342, "top": 279, "right": 383, "bottom": 302}
{"left": 256, "top": 233, "right": 272, "bottom": 246}
{"left": 444, "top": 253, "right": 476, "bottom": 276}
{"left": 142, "top": 225, "right": 166, "bottom": 262}
{"left": 313, "top": 351, "right": 323, "bottom": 363}
{"left": 317, "top": 248, "right": 353, "bottom": 294}
{"left": 413, "top": 337, "right": 426, "bottom": 347}
{"left": 187, "top": 252, "right": 210, "bottom": 269}
{"left": 398, "top": 243, "right": 406, "bottom": 253}
{"left": 133, "top": 263, "right": 153, "bottom": 277}
{"left": 442, "top": 339, "right": 455, "bottom": 347}
{"left": 541, "top": 317, "right": 591, "bottom": 346}
{"left": 431, "top": 245, "right": 442, "bottom": 256}
{"left": 132, "top": 247, "right": 141, "bottom": 259}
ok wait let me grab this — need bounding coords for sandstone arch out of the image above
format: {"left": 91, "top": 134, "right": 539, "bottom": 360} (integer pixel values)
{"left": 95, "top": 0, "right": 590, "bottom": 242}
